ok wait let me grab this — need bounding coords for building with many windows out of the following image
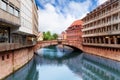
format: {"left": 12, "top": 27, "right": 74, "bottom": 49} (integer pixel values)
{"left": 0, "top": 0, "right": 20, "bottom": 43}
{"left": 82, "top": 0, "right": 120, "bottom": 47}
{"left": 0, "top": 0, "right": 38, "bottom": 45}
{"left": 82, "top": 0, "right": 120, "bottom": 60}
{"left": 66, "top": 20, "right": 83, "bottom": 42}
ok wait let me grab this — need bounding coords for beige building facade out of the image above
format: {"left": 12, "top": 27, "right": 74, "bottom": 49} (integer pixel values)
{"left": 0, "top": 0, "right": 20, "bottom": 43}
{"left": 37, "top": 32, "right": 43, "bottom": 41}
{"left": 0, "top": 0, "right": 38, "bottom": 45}
{"left": 82, "top": 0, "right": 120, "bottom": 48}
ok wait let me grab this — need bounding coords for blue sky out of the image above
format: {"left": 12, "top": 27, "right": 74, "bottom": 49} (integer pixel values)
{"left": 35, "top": 0, "right": 108, "bottom": 34}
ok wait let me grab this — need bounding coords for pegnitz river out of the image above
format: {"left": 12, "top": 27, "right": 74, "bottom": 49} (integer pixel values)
{"left": 5, "top": 46, "right": 120, "bottom": 80}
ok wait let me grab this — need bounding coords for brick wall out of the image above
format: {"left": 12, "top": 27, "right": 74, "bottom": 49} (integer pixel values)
{"left": 0, "top": 47, "right": 34, "bottom": 79}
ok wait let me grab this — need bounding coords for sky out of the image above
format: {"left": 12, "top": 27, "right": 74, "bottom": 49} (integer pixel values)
{"left": 35, "top": 0, "right": 108, "bottom": 34}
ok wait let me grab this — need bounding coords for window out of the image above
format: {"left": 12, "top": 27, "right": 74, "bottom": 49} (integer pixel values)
{"left": 2, "top": 56, "right": 4, "bottom": 61}
{"left": 0, "top": 27, "right": 9, "bottom": 43}
{"left": 7, "top": 54, "right": 9, "bottom": 59}
{"left": 1, "top": 0, "right": 7, "bottom": 11}
{"left": 14, "top": 9, "right": 19, "bottom": 16}
{"left": 9, "top": 5, "right": 14, "bottom": 14}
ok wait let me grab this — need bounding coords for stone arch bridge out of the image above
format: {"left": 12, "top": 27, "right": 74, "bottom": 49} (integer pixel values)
{"left": 34, "top": 40, "right": 83, "bottom": 51}
{"left": 34, "top": 40, "right": 120, "bottom": 62}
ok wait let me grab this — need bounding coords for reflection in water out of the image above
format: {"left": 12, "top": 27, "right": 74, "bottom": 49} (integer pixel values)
{"left": 82, "top": 54, "right": 120, "bottom": 80}
{"left": 5, "top": 58, "right": 39, "bottom": 80}
{"left": 5, "top": 46, "right": 120, "bottom": 80}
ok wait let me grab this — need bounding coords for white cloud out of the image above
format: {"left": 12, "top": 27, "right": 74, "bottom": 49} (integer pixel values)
{"left": 38, "top": 0, "right": 92, "bottom": 34}
{"left": 64, "top": 0, "right": 91, "bottom": 18}
{"left": 97, "top": 0, "right": 108, "bottom": 5}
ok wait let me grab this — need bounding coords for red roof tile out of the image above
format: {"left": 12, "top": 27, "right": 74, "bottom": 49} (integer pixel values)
{"left": 70, "top": 20, "right": 83, "bottom": 27}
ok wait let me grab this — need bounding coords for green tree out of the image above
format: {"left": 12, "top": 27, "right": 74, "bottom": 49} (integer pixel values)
{"left": 43, "top": 31, "right": 58, "bottom": 40}
{"left": 43, "top": 32, "right": 47, "bottom": 40}
{"left": 52, "top": 33, "right": 58, "bottom": 40}
{"left": 46, "top": 31, "right": 51, "bottom": 40}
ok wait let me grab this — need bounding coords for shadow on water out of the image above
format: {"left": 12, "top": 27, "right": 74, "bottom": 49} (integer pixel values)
{"left": 36, "top": 45, "right": 83, "bottom": 61}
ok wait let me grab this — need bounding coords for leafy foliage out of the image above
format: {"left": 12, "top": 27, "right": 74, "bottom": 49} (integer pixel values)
{"left": 43, "top": 31, "right": 58, "bottom": 40}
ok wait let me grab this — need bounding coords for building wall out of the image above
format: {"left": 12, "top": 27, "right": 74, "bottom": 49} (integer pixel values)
{"left": 0, "top": 0, "right": 20, "bottom": 43}
{"left": 66, "top": 27, "right": 82, "bottom": 41}
{"left": 82, "top": 0, "right": 120, "bottom": 61}
{"left": 0, "top": 0, "right": 37, "bottom": 79}
{"left": 61, "top": 32, "right": 67, "bottom": 40}
{"left": 66, "top": 20, "right": 83, "bottom": 42}
{"left": 17, "top": 0, "right": 38, "bottom": 36}
{"left": 9, "top": 0, "right": 20, "bottom": 8}
{"left": 0, "top": 51, "right": 13, "bottom": 80}
{"left": 82, "top": 0, "right": 120, "bottom": 48}
{"left": 32, "top": 0, "right": 38, "bottom": 36}
{"left": 37, "top": 32, "right": 43, "bottom": 41}
{"left": 18, "top": 0, "right": 33, "bottom": 35}
{"left": 0, "top": 47, "right": 34, "bottom": 79}
{"left": 0, "top": 0, "right": 38, "bottom": 44}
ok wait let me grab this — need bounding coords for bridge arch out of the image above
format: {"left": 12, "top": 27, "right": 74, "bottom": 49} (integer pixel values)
{"left": 62, "top": 44, "right": 83, "bottom": 52}
{"left": 35, "top": 40, "right": 83, "bottom": 52}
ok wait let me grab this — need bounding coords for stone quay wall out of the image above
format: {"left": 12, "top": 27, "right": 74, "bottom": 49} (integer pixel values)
{"left": 0, "top": 44, "right": 34, "bottom": 79}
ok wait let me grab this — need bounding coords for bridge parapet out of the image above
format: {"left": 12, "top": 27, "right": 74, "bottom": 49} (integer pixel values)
{"left": 35, "top": 40, "right": 83, "bottom": 51}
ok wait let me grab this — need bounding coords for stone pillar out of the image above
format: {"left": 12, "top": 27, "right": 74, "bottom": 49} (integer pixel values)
{"left": 118, "top": 23, "right": 120, "bottom": 30}
{"left": 113, "top": 36, "right": 117, "bottom": 44}
{"left": 86, "top": 38, "right": 88, "bottom": 43}
{"left": 108, "top": 37, "right": 111, "bottom": 44}
{"left": 99, "top": 37, "right": 101, "bottom": 44}
{"left": 92, "top": 38, "right": 94, "bottom": 43}
{"left": 95, "top": 38, "right": 97, "bottom": 43}
{"left": 88, "top": 38, "right": 90, "bottom": 43}
{"left": 111, "top": 25, "right": 113, "bottom": 31}
{"left": 103, "top": 37, "right": 106, "bottom": 44}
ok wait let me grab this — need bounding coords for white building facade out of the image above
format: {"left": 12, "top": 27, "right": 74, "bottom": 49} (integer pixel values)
{"left": 19, "top": 0, "right": 33, "bottom": 35}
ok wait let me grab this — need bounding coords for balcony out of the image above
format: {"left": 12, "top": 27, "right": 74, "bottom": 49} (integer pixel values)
{"left": 0, "top": 42, "right": 35, "bottom": 52}
{"left": 82, "top": 18, "right": 120, "bottom": 32}
{"left": 0, "top": 9, "right": 20, "bottom": 27}
{"left": 83, "top": 5, "right": 120, "bottom": 26}
{"left": 82, "top": 28, "right": 120, "bottom": 37}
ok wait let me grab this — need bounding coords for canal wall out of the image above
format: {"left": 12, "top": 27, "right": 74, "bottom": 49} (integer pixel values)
{"left": 0, "top": 46, "right": 34, "bottom": 80}
{"left": 83, "top": 46, "right": 120, "bottom": 62}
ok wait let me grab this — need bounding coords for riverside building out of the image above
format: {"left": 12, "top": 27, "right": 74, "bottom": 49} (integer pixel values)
{"left": 0, "top": 0, "right": 20, "bottom": 43}
{"left": 0, "top": 0, "right": 38, "bottom": 45}
{"left": 82, "top": 0, "right": 120, "bottom": 60}
{"left": 82, "top": 0, "right": 120, "bottom": 48}
{"left": 0, "top": 0, "right": 38, "bottom": 79}
{"left": 66, "top": 20, "right": 83, "bottom": 42}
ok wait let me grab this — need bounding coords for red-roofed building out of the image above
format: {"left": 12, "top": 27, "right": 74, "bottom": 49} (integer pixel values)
{"left": 66, "top": 20, "right": 83, "bottom": 42}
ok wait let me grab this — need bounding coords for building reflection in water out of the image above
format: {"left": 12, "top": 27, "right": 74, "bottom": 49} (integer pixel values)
{"left": 82, "top": 54, "right": 120, "bottom": 80}
{"left": 66, "top": 53, "right": 120, "bottom": 80}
